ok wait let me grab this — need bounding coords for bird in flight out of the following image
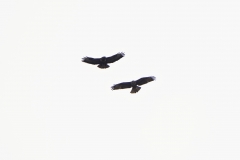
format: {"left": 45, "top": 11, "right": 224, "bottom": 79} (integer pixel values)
{"left": 82, "top": 52, "right": 125, "bottom": 69}
{"left": 111, "top": 76, "right": 156, "bottom": 93}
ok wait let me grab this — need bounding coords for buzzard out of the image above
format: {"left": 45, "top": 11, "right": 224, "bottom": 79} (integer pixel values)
{"left": 82, "top": 52, "right": 125, "bottom": 69}
{"left": 111, "top": 76, "right": 156, "bottom": 93}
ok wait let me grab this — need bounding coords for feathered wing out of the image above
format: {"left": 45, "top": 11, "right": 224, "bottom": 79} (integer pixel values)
{"left": 106, "top": 52, "right": 125, "bottom": 63}
{"left": 136, "top": 76, "right": 156, "bottom": 86}
{"left": 82, "top": 57, "right": 101, "bottom": 65}
{"left": 111, "top": 82, "right": 131, "bottom": 90}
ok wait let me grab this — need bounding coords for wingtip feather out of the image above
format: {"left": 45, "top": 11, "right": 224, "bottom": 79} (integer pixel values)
{"left": 151, "top": 76, "right": 156, "bottom": 80}
{"left": 117, "top": 52, "right": 125, "bottom": 57}
{"left": 82, "top": 57, "right": 87, "bottom": 62}
{"left": 111, "top": 85, "right": 115, "bottom": 90}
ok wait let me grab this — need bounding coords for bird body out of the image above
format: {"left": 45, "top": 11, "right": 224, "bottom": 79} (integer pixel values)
{"left": 97, "top": 57, "right": 109, "bottom": 68}
{"left": 111, "top": 76, "right": 156, "bottom": 93}
{"left": 82, "top": 52, "right": 125, "bottom": 69}
{"left": 130, "top": 81, "right": 141, "bottom": 93}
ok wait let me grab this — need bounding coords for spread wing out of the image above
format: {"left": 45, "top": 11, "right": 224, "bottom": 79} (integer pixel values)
{"left": 82, "top": 57, "right": 101, "bottom": 65}
{"left": 106, "top": 52, "right": 125, "bottom": 63}
{"left": 136, "top": 76, "right": 156, "bottom": 86}
{"left": 111, "top": 82, "right": 131, "bottom": 90}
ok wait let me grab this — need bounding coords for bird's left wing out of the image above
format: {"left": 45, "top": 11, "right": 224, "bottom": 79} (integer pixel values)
{"left": 82, "top": 57, "right": 101, "bottom": 65}
{"left": 111, "top": 82, "right": 131, "bottom": 90}
{"left": 136, "top": 76, "right": 156, "bottom": 86}
{"left": 106, "top": 52, "right": 125, "bottom": 63}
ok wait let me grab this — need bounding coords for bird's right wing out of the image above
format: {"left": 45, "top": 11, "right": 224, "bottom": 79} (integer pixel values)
{"left": 111, "top": 82, "right": 132, "bottom": 90}
{"left": 82, "top": 57, "right": 101, "bottom": 65}
{"left": 106, "top": 52, "right": 125, "bottom": 63}
{"left": 136, "top": 76, "right": 156, "bottom": 86}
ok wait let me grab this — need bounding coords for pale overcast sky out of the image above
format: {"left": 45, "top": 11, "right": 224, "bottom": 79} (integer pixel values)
{"left": 0, "top": 0, "right": 240, "bottom": 160}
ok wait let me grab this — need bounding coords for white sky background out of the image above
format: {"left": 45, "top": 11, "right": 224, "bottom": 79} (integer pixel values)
{"left": 0, "top": 0, "right": 240, "bottom": 159}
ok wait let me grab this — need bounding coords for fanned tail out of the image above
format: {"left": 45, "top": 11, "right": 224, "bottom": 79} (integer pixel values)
{"left": 97, "top": 64, "right": 109, "bottom": 69}
{"left": 130, "top": 86, "right": 141, "bottom": 93}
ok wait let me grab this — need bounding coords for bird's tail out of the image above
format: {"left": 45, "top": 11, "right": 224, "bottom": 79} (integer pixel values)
{"left": 130, "top": 86, "right": 141, "bottom": 93}
{"left": 98, "top": 64, "right": 109, "bottom": 69}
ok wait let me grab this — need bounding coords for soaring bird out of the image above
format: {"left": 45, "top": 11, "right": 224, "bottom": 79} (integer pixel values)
{"left": 111, "top": 76, "right": 156, "bottom": 93}
{"left": 82, "top": 52, "right": 125, "bottom": 69}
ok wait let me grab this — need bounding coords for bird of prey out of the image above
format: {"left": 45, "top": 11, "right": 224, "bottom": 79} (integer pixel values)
{"left": 111, "top": 76, "right": 156, "bottom": 93}
{"left": 82, "top": 52, "right": 125, "bottom": 69}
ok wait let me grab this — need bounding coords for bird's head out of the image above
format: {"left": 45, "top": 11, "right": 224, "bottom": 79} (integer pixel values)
{"left": 100, "top": 57, "right": 107, "bottom": 62}
{"left": 131, "top": 81, "right": 137, "bottom": 87}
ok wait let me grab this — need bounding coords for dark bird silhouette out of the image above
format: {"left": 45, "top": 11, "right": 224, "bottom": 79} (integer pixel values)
{"left": 111, "top": 76, "right": 156, "bottom": 93}
{"left": 82, "top": 52, "right": 125, "bottom": 69}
